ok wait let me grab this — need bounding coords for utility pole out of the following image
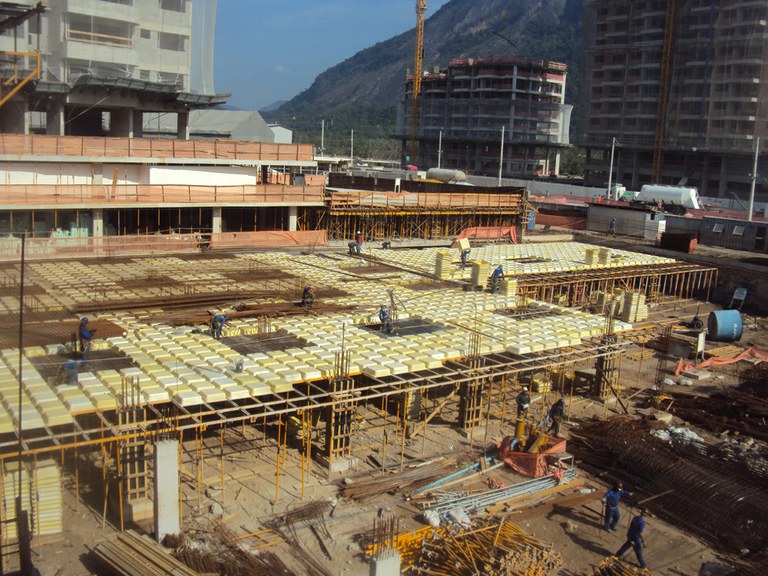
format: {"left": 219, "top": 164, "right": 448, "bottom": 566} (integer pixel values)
{"left": 748, "top": 136, "right": 759, "bottom": 222}
{"left": 438, "top": 129, "right": 443, "bottom": 168}
{"left": 320, "top": 119, "right": 325, "bottom": 156}
{"left": 498, "top": 125, "right": 505, "bottom": 186}
{"left": 350, "top": 129, "right": 354, "bottom": 168}
{"left": 607, "top": 137, "right": 617, "bottom": 199}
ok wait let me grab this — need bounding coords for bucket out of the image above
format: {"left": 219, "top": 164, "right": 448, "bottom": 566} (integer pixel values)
{"left": 707, "top": 310, "right": 743, "bottom": 342}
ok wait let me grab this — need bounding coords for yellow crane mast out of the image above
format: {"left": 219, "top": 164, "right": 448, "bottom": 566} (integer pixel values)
{"left": 408, "top": 0, "right": 427, "bottom": 166}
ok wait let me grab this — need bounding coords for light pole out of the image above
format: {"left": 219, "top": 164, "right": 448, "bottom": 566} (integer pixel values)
{"left": 498, "top": 125, "right": 505, "bottom": 186}
{"left": 748, "top": 136, "right": 759, "bottom": 222}
{"left": 438, "top": 129, "right": 443, "bottom": 169}
{"left": 350, "top": 129, "right": 354, "bottom": 168}
{"left": 607, "top": 137, "right": 617, "bottom": 199}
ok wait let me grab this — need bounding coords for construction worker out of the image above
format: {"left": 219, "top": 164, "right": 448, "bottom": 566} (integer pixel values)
{"left": 615, "top": 509, "right": 648, "bottom": 569}
{"left": 609, "top": 217, "right": 617, "bottom": 236}
{"left": 460, "top": 248, "right": 471, "bottom": 269}
{"left": 348, "top": 241, "right": 357, "bottom": 255}
{"left": 355, "top": 230, "right": 363, "bottom": 253}
{"left": 491, "top": 264, "right": 504, "bottom": 293}
{"left": 79, "top": 317, "right": 95, "bottom": 360}
{"left": 57, "top": 359, "right": 82, "bottom": 386}
{"left": 602, "top": 482, "right": 631, "bottom": 532}
{"left": 210, "top": 314, "right": 229, "bottom": 340}
{"left": 546, "top": 397, "right": 565, "bottom": 436}
{"left": 378, "top": 304, "right": 393, "bottom": 334}
{"left": 301, "top": 285, "right": 315, "bottom": 307}
{"left": 516, "top": 386, "right": 530, "bottom": 418}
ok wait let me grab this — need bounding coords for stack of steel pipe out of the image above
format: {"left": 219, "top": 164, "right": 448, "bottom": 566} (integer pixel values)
{"left": 426, "top": 469, "right": 577, "bottom": 517}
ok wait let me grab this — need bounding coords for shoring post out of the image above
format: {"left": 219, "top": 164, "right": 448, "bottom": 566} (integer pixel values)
{"left": 275, "top": 415, "right": 282, "bottom": 503}
{"left": 178, "top": 429, "right": 184, "bottom": 527}
{"left": 219, "top": 426, "right": 224, "bottom": 500}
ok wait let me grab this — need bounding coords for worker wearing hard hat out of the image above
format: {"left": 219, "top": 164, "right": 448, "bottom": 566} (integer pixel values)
{"left": 460, "top": 248, "right": 471, "bottom": 269}
{"left": 57, "top": 359, "right": 84, "bottom": 386}
{"left": 79, "top": 317, "right": 96, "bottom": 361}
{"left": 378, "top": 304, "right": 393, "bottom": 334}
{"left": 491, "top": 265, "right": 505, "bottom": 293}
{"left": 355, "top": 230, "right": 363, "bottom": 253}
{"left": 301, "top": 285, "right": 315, "bottom": 307}
{"left": 210, "top": 314, "right": 229, "bottom": 340}
{"left": 516, "top": 386, "right": 531, "bottom": 418}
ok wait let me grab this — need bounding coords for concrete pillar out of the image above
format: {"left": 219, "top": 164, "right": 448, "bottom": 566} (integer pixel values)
{"left": 132, "top": 110, "right": 143, "bottom": 138}
{"left": 369, "top": 551, "right": 401, "bottom": 576}
{"left": 110, "top": 110, "right": 134, "bottom": 137}
{"left": 288, "top": 206, "right": 298, "bottom": 231}
{"left": 154, "top": 439, "right": 180, "bottom": 542}
{"left": 0, "top": 98, "right": 30, "bottom": 134}
{"left": 177, "top": 111, "right": 190, "bottom": 140}
{"left": 212, "top": 207, "right": 222, "bottom": 234}
{"left": 46, "top": 101, "right": 65, "bottom": 135}
{"left": 92, "top": 209, "right": 104, "bottom": 238}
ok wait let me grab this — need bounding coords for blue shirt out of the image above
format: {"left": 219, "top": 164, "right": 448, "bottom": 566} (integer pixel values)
{"left": 627, "top": 515, "right": 645, "bottom": 540}
{"left": 604, "top": 487, "right": 628, "bottom": 508}
{"left": 492, "top": 266, "right": 504, "bottom": 280}
{"left": 213, "top": 314, "right": 227, "bottom": 324}
{"left": 79, "top": 324, "right": 94, "bottom": 341}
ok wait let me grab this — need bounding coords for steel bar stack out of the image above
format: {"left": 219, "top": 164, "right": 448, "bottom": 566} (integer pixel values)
{"left": 425, "top": 469, "right": 577, "bottom": 519}
{"left": 570, "top": 417, "right": 768, "bottom": 556}
{"left": 407, "top": 518, "right": 562, "bottom": 575}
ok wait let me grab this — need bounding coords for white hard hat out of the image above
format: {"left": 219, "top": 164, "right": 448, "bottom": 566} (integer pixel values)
{"left": 522, "top": 386, "right": 528, "bottom": 391}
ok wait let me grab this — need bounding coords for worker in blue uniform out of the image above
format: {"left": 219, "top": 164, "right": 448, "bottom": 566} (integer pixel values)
{"left": 460, "top": 249, "right": 471, "bottom": 269}
{"left": 615, "top": 509, "right": 648, "bottom": 568}
{"left": 210, "top": 314, "right": 229, "bottom": 339}
{"left": 546, "top": 397, "right": 565, "bottom": 436}
{"left": 491, "top": 265, "right": 504, "bottom": 293}
{"left": 57, "top": 359, "right": 83, "bottom": 385}
{"left": 301, "top": 285, "right": 315, "bottom": 307}
{"left": 378, "top": 305, "right": 393, "bottom": 334}
{"left": 602, "top": 482, "right": 631, "bottom": 531}
{"left": 79, "top": 317, "right": 95, "bottom": 360}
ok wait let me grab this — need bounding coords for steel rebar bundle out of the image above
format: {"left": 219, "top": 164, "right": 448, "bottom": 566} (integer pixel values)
{"left": 426, "top": 469, "right": 578, "bottom": 517}
{"left": 407, "top": 518, "right": 562, "bottom": 576}
{"left": 570, "top": 417, "right": 768, "bottom": 554}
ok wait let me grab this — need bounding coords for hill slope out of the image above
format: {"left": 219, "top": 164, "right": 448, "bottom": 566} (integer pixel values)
{"left": 265, "top": 0, "right": 582, "bottom": 158}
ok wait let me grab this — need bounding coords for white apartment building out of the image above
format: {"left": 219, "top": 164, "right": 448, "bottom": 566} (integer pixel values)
{"left": 0, "top": 0, "right": 224, "bottom": 137}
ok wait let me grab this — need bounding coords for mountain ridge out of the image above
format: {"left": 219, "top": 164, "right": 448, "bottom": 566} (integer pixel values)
{"left": 264, "top": 0, "right": 583, "bottom": 157}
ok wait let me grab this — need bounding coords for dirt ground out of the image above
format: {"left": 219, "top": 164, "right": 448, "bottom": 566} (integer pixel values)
{"left": 10, "top": 299, "right": 767, "bottom": 576}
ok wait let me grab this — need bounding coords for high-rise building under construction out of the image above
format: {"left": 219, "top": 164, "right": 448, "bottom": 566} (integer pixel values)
{"left": 0, "top": 0, "right": 223, "bottom": 137}
{"left": 581, "top": 0, "right": 767, "bottom": 201}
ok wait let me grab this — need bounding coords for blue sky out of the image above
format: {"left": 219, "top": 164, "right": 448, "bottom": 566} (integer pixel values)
{"left": 214, "top": 0, "right": 450, "bottom": 110}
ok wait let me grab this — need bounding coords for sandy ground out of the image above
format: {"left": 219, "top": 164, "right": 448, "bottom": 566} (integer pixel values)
{"left": 10, "top": 298, "right": 765, "bottom": 576}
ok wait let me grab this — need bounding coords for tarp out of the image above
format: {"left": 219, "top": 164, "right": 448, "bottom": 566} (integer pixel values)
{"left": 452, "top": 226, "right": 518, "bottom": 246}
{"left": 676, "top": 346, "right": 768, "bottom": 375}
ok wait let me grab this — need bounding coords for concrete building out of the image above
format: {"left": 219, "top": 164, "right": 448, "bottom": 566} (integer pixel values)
{"left": 397, "top": 58, "right": 572, "bottom": 177}
{"left": 0, "top": 0, "right": 225, "bottom": 137}
{"left": 581, "top": 0, "right": 768, "bottom": 202}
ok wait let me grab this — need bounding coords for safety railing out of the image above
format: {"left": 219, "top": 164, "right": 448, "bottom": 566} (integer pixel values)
{"left": 329, "top": 189, "right": 524, "bottom": 210}
{"left": 0, "top": 134, "right": 314, "bottom": 162}
{"left": 0, "top": 184, "right": 325, "bottom": 206}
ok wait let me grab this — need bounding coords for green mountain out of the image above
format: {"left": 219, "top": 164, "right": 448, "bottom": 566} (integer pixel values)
{"left": 264, "top": 0, "right": 583, "bottom": 159}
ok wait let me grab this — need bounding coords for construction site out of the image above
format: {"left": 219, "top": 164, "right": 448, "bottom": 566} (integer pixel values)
{"left": 0, "top": 0, "right": 766, "bottom": 575}
{"left": 1, "top": 208, "right": 767, "bottom": 575}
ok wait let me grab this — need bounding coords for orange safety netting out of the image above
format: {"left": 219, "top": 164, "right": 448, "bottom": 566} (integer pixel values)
{"left": 676, "top": 346, "right": 768, "bottom": 375}
{"left": 452, "top": 226, "right": 518, "bottom": 245}
{"left": 209, "top": 230, "right": 327, "bottom": 249}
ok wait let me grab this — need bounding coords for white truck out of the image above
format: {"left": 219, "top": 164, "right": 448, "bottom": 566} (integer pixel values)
{"left": 631, "top": 184, "right": 700, "bottom": 213}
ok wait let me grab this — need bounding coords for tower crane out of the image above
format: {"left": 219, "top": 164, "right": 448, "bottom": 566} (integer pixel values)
{"left": 652, "top": 0, "right": 677, "bottom": 182}
{"left": 408, "top": 0, "right": 427, "bottom": 166}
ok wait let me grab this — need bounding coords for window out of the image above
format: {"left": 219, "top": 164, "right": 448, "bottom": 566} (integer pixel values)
{"left": 732, "top": 225, "right": 745, "bottom": 236}
{"left": 140, "top": 29, "right": 151, "bottom": 39}
{"left": 712, "top": 223, "right": 725, "bottom": 233}
{"left": 160, "top": 0, "right": 186, "bottom": 12}
{"left": 158, "top": 32, "right": 186, "bottom": 52}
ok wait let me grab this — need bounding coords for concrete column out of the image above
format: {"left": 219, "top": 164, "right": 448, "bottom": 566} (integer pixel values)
{"left": 110, "top": 110, "right": 134, "bottom": 137}
{"left": 369, "top": 551, "right": 401, "bottom": 576}
{"left": 92, "top": 209, "right": 104, "bottom": 237}
{"left": 0, "top": 98, "right": 29, "bottom": 134}
{"left": 177, "top": 111, "right": 190, "bottom": 140}
{"left": 154, "top": 439, "right": 180, "bottom": 542}
{"left": 288, "top": 206, "right": 298, "bottom": 231}
{"left": 212, "top": 207, "right": 222, "bottom": 234}
{"left": 132, "top": 110, "right": 143, "bottom": 138}
{"left": 46, "top": 101, "right": 65, "bottom": 135}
